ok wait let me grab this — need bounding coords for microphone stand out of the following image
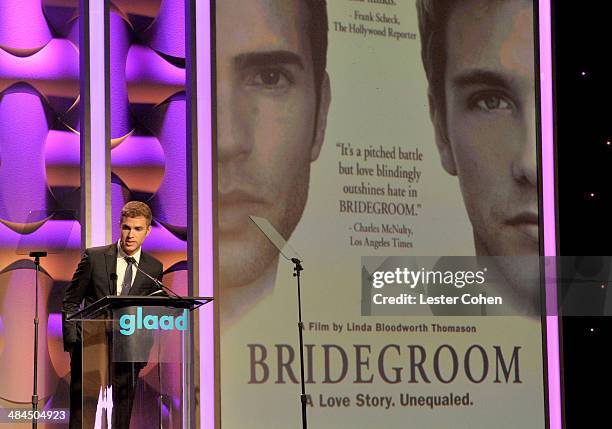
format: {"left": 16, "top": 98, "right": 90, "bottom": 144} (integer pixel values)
{"left": 158, "top": 338, "right": 164, "bottom": 429}
{"left": 291, "top": 258, "right": 308, "bottom": 429}
{"left": 125, "top": 258, "right": 175, "bottom": 429}
{"left": 29, "top": 251, "right": 47, "bottom": 429}
{"left": 107, "top": 273, "right": 118, "bottom": 428}
{"left": 126, "top": 258, "right": 183, "bottom": 300}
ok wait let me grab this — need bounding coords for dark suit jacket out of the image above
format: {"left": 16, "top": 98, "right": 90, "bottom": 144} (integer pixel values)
{"left": 61, "top": 243, "right": 164, "bottom": 352}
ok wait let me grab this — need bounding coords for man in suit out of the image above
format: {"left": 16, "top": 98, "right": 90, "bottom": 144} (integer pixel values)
{"left": 62, "top": 201, "right": 163, "bottom": 428}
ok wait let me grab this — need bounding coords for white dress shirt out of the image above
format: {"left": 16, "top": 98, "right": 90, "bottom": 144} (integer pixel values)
{"left": 116, "top": 240, "right": 142, "bottom": 295}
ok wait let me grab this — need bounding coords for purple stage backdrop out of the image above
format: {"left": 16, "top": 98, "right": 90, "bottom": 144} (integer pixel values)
{"left": 108, "top": 2, "right": 189, "bottom": 425}
{"left": 0, "top": 0, "right": 207, "bottom": 427}
{"left": 0, "top": 0, "right": 81, "bottom": 423}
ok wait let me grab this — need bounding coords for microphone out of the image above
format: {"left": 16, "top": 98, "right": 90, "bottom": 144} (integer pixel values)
{"left": 291, "top": 258, "right": 303, "bottom": 273}
{"left": 125, "top": 256, "right": 182, "bottom": 299}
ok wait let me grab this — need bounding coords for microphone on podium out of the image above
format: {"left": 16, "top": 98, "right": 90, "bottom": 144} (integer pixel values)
{"left": 124, "top": 256, "right": 181, "bottom": 299}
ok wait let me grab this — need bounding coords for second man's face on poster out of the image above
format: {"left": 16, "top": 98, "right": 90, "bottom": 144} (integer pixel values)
{"left": 434, "top": 0, "right": 538, "bottom": 257}
{"left": 217, "top": 0, "right": 329, "bottom": 289}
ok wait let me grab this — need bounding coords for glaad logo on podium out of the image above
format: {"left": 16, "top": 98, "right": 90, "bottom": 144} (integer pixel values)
{"left": 119, "top": 307, "right": 188, "bottom": 335}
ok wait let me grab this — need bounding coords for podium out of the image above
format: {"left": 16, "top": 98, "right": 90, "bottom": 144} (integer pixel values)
{"left": 67, "top": 295, "right": 212, "bottom": 428}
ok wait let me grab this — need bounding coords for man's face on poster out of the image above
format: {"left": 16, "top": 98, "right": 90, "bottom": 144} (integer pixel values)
{"left": 432, "top": 0, "right": 538, "bottom": 258}
{"left": 217, "top": 0, "right": 330, "bottom": 288}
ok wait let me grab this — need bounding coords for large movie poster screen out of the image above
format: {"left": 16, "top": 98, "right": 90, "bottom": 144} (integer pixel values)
{"left": 215, "top": 0, "right": 546, "bottom": 428}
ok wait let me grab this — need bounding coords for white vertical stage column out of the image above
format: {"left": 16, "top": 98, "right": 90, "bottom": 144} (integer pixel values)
{"left": 81, "top": 0, "right": 110, "bottom": 247}
{"left": 193, "top": 0, "right": 215, "bottom": 428}
{"left": 539, "top": 0, "right": 562, "bottom": 428}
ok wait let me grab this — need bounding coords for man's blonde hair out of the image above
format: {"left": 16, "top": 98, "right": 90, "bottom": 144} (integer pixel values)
{"left": 121, "top": 201, "right": 152, "bottom": 226}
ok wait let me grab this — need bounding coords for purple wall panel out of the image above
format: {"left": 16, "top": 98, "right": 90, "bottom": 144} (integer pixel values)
{"left": 0, "top": 88, "right": 51, "bottom": 223}
{"left": 112, "top": 134, "right": 165, "bottom": 193}
{"left": 149, "top": 96, "right": 187, "bottom": 229}
{"left": 109, "top": 0, "right": 188, "bottom": 425}
{"left": 0, "top": 0, "right": 80, "bottom": 414}
{"left": 109, "top": 12, "right": 132, "bottom": 140}
{"left": 0, "top": 1, "right": 52, "bottom": 55}
{"left": 111, "top": 180, "right": 131, "bottom": 241}
{"left": 0, "top": 269, "right": 57, "bottom": 401}
{"left": 143, "top": 0, "right": 185, "bottom": 59}
{"left": 110, "top": 0, "right": 186, "bottom": 265}
{"left": 0, "top": 39, "right": 79, "bottom": 91}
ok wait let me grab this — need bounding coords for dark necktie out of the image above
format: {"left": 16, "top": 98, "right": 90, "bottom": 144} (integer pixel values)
{"left": 120, "top": 257, "right": 134, "bottom": 296}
